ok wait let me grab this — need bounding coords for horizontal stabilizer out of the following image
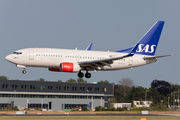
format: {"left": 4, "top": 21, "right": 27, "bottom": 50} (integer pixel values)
{"left": 144, "top": 55, "right": 173, "bottom": 60}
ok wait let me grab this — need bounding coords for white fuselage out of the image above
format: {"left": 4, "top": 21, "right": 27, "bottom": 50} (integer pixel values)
{"left": 5, "top": 48, "right": 156, "bottom": 72}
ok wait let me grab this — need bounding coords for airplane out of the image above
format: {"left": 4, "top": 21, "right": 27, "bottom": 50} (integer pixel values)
{"left": 5, "top": 21, "right": 171, "bottom": 78}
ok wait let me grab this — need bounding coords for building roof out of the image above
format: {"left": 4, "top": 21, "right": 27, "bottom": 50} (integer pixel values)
{"left": 0, "top": 79, "right": 113, "bottom": 96}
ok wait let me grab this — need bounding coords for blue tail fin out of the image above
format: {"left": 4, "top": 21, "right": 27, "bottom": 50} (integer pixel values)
{"left": 135, "top": 21, "right": 164, "bottom": 56}
{"left": 117, "top": 21, "right": 164, "bottom": 56}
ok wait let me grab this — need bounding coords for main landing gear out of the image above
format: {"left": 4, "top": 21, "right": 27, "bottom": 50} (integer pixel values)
{"left": 78, "top": 71, "right": 91, "bottom": 78}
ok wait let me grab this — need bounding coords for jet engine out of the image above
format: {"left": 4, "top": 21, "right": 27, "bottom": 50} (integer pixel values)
{"left": 49, "top": 62, "right": 80, "bottom": 73}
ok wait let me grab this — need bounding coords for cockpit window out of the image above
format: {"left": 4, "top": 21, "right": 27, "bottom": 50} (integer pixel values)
{"left": 13, "top": 52, "right": 22, "bottom": 55}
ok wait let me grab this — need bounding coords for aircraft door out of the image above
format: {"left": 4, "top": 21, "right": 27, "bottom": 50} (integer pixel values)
{"left": 29, "top": 50, "right": 34, "bottom": 60}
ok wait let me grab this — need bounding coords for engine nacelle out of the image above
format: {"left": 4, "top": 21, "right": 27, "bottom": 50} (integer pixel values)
{"left": 49, "top": 62, "right": 80, "bottom": 73}
{"left": 60, "top": 62, "right": 80, "bottom": 72}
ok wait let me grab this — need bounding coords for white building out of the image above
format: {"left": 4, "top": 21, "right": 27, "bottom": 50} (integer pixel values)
{"left": 113, "top": 103, "right": 131, "bottom": 110}
{"left": 133, "top": 101, "right": 152, "bottom": 107}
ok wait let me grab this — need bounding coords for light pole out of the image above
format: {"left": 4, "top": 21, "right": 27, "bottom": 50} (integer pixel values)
{"left": 168, "top": 97, "right": 170, "bottom": 108}
{"left": 145, "top": 90, "right": 149, "bottom": 107}
{"left": 178, "top": 89, "right": 179, "bottom": 110}
{"left": 41, "top": 99, "right": 43, "bottom": 110}
{"left": 86, "top": 90, "right": 89, "bottom": 109}
{"left": 171, "top": 92, "right": 173, "bottom": 107}
{"left": 173, "top": 91, "right": 177, "bottom": 110}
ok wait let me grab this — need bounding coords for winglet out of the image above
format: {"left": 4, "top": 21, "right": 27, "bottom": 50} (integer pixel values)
{"left": 86, "top": 43, "right": 93, "bottom": 51}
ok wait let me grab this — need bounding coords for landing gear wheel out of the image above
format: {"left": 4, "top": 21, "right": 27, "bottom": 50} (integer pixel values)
{"left": 85, "top": 73, "right": 91, "bottom": 78}
{"left": 22, "top": 70, "right": 26, "bottom": 74}
{"left": 78, "top": 71, "right": 84, "bottom": 78}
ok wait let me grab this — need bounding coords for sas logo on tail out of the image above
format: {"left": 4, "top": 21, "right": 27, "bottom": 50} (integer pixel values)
{"left": 136, "top": 44, "right": 156, "bottom": 53}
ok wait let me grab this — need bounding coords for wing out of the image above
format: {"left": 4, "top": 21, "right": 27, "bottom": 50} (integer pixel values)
{"left": 78, "top": 43, "right": 139, "bottom": 70}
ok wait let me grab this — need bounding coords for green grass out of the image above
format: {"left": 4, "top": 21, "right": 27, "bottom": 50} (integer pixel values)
{"left": 0, "top": 117, "right": 180, "bottom": 120}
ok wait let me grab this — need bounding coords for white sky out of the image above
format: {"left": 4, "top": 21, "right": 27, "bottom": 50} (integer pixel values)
{"left": 0, "top": 0, "right": 178, "bottom": 88}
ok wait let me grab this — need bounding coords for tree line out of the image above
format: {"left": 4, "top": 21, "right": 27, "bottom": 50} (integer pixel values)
{"left": 113, "top": 78, "right": 180, "bottom": 109}
{"left": 1, "top": 75, "right": 180, "bottom": 109}
{"left": 0, "top": 75, "right": 110, "bottom": 84}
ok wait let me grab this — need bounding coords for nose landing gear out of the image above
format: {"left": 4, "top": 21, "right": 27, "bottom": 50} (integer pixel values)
{"left": 22, "top": 69, "right": 27, "bottom": 74}
{"left": 16, "top": 65, "right": 26, "bottom": 74}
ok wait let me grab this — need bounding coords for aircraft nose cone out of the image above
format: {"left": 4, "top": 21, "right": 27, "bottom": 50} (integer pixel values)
{"left": 5, "top": 55, "right": 12, "bottom": 62}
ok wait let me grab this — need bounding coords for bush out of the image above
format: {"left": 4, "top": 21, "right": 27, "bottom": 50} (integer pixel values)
{"left": 6, "top": 104, "right": 12, "bottom": 110}
{"left": 116, "top": 107, "right": 123, "bottom": 111}
{"left": 111, "top": 107, "right": 116, "bottom": 111}
{"left": 95, "top": 106, "right": 101, "bottom": 111}
{"left": 131, "top": 107, "right": 149, "bottom": 111}
{"left": 150, "top": 106, "right": 169, "bottom": 111}
{"left": 24, "top": 108, "right": 30, "bottom": 111}
{"left": 71, "top": 108, "right": 79, "bottom": 111}
{"left": 95, "top": 106, "right": 128, "bottom": 111}
{"left": 35, "top": 107, "right": 40, "bottom": 110}
{"left": 122, "top": 107, "right": 127, "bottom": 111}
{"left": 82, "top": 107, "right": 88, "bottom": 111}
{"left": 95, "top": 106, "right": 105, "bottom": 111}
